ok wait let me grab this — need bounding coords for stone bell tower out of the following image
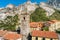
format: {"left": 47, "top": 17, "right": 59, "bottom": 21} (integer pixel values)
{"left": 18, "top": 3, "right": 30, "bottom": 40}
{"left": 20, "top": 12, "right": 30, "bottom": 40}
{"left": 17, "top": 0, "right": 37, "bottom": 40}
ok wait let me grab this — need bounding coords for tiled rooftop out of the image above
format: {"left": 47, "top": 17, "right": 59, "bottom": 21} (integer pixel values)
{"left": 0, "top": 30, "right": 22, "bottom": 40}
{"left": 30, "top": 22, "right": 43, "bottom": 28}
{"left": 32, "top": 30, "right": 58, "bottom": 39}
{"left": 4, "top": 32, "right": 22, "bottom": 40}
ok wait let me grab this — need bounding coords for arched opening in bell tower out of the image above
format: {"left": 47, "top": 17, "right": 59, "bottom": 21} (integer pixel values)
{"left": 23, "top": 17, "right": 25, "bottom": 20}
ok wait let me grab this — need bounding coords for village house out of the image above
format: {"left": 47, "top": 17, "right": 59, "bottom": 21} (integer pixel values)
{"left": 0, "top": 30, "right": 22, "bottom": 40}
{"left": 47, "top": 20, "right": 60, "bottom": 32}
{"left": 31, "top": 30, "right": 58, "bottom": 40}
{"left": 30, "top": 22, "right": 43, "bottom": 31}
{"left": 3, "top": 32, "right": 22, "bottom": 40}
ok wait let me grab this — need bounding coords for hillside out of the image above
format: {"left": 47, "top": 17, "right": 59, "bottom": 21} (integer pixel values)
{"left": 30, "top": 7, "right": 60, "bottom": 22}
{"left": 0, "top": 14, "right": 19, "bottom": 31}
{"left": 30, "top": 7, "right": 49, "bottom": 22}
{"left": 49, "top": 10, "right": 60, "bottom": 20}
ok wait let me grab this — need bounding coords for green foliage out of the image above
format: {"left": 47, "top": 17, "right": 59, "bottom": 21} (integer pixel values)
{"left": 0, "top": 14, "right": 19, "bottom": 31}
{"left": 43, "top": 27, "right": 49, "bottom": 31}
{"left": 30, "top": 7, "right": 49, "bottom": 22}
{"left": 30, "top": 7, "right": 60, "bottom": 22}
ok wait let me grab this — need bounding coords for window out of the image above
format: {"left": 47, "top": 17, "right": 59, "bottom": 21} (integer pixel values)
{"left": 36, "top": 37, "right": 38, "bottom": 40}
{"left": 23, "top": 17, "right": 25, "bottom": 20}
{"left": 42, "top": 38, "right": 45, "bottom": 40}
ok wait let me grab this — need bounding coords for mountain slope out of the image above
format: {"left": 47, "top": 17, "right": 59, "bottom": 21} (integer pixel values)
{"left": 30, "top": 7, "right": 49, "bottom": 22}
{"left": 49, "top": 10, "right": 60, "bottom": 20}
{"left": 30, "top": 7, "right": 60, "bottom": 22}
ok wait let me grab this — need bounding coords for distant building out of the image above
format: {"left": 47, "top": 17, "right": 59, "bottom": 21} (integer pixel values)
{"left": 47, "top": 20, "right": 60, "bottom": 32}
{"left": 30, "top": 22, "right": 43, "bottom": 31}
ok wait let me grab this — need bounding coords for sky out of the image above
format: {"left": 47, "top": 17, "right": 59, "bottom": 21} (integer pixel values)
{"left": 0, "top": 0, "right": 47, "bottom": 7}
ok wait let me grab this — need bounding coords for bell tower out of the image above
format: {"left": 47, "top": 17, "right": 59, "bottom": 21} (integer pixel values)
{"left": 20, "top": 13, "right": 30, "bottom": 40}
{"left": 19, "top": 2, "right": 30, "bottom": 40}
{"left": 17, "top": 0, "right": 37, "bottom": 40}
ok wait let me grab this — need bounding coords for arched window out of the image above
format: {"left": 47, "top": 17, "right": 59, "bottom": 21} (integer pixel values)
{"left": 23, "top": 17, "right": 25, "bottom": 20}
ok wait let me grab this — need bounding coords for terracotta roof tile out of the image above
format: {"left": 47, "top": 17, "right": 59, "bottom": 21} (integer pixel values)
{"left": 50, "top": 20, "right": 57, "bottom": 23}
{"left": 48, "top": 20, "right": 58, "bottom": 24}
{"left": 30, "top": 22, "right": 38, "bottom": 28}
{"left": 47, "top": 21, "right": 54, "bottom": 24}
{"left": 32, "top": 30, "right": 58, "bottom": 39}
{"left": 30, "top": 22, "right": 43, "bottom": 28}
{"left": 4, "top": 32, "right": 22, "bottom": 40}
{"left": 0, "top": 30, "right": 22, "bottom": 40}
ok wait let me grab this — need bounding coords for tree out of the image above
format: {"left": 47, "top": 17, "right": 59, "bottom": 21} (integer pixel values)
{"left": 0, "top": 14, "right": 19, "bottom": 31}
{"left": 30, "top": 7, "right": 49, "bottom": 22}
